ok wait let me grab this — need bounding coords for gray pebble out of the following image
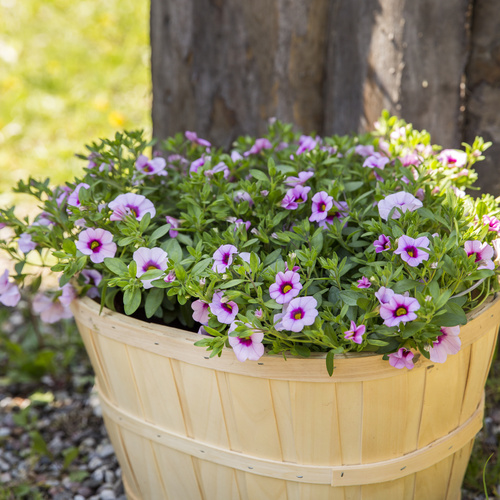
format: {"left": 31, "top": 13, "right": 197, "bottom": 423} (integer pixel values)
{"left": 99, "top": 490, "right": 116, "bottom": 500}
{"left": 0, "top": 427, "right": 11, "bottom": 438}
{"left": 104, "top": 470, "right": 114, "bottom": 484}
{"left": 0, "top": 472, "right": 11, "bottom": 483}
{"left": 0, "top": 459, "right": 10, "bottom": 472}
{"left": 97, "top": 443, "right": 115, "bottom": 459}
{"left": 88, "top": 456, "right": 103, "bottom": 471}
{"left": 74, "top": 496, "right": 86, "bottom": 500}
{"left": 92, "top": 469, "right": 104, "bottom": 483}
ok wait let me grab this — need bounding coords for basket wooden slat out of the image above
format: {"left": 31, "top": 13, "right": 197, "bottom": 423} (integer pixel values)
{"left": 72, "top": 295, "right": 500, "bottom": 500}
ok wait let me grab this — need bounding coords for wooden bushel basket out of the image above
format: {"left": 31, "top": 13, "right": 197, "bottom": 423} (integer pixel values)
{"left": 72, "top": 295, "right": 500, "bottom": 500}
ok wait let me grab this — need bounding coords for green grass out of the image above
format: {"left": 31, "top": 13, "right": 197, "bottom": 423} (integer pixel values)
{"left": 0, "top": 0, "right": 151, "bottom": 199}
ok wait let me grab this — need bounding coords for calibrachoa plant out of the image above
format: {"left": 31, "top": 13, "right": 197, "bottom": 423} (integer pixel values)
{"left": 1, "top": 112, "right": 499, "bottom": 375}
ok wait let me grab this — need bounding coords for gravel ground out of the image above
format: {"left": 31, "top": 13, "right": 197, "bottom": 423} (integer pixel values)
{"left": 0, "top": 371, "right": 125, "bottom": 499}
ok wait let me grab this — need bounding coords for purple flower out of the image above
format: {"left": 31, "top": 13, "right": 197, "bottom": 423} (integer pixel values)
{"left": 59, "top": 283, "right": 76, "bottom": 307}
{"left": 363, "top": 153, "right": 390, "bottom": 169}
{"left": 244, "top": 138, "right": 272, "bottom": 157}
{"left": 375, "top": 286, "right": 395, "bottom": 305}
{"left": 394, "top": 235, "right": 430, "bottom": 267}
{"left": 81, "top": 269, "right": 102, "bottom": 298}
{"left": 206, "top": 162, "right": 230, "bottom": 179}
{"left": 32, "top": 293, "right": 73, "bottom": 323}
{"left": 108, "top": 193, "right": 156, "bottom": 222}
{"left": 76, "top": 228, "right": 117, "bottom": 264}
{"left": 284, "top": 172, "right": 314, "bottom": 187}
{"left": 400, "top": 152, "right": 421, "bottom": 167}
{"left": 378, "top": 192, "right": 423, "bottom": 220}
{"left": 164, "top": 271, "right": 176, "bottom": 283}
{"left": 318, "top": 201, "right": 349, "bottom": 228}
{"left": 231, "top": 151, "right": 243, "bottom": 162}
{"left": 135, "top": 155, "right": 167, "bottom": 175}
{"left": 482, "top": 215, "right": 500, "bottom": 233}
{"left": 55, "top": 185, "right": 72, "bottom": 207}
{"left": 389, "top": 348, "right": 415, "bottom": 370}
{"left": 464, "top": 240, "right": 495, "bottom": 270}
{"left": 438, "top": 149, "right": 467, "bottom": 168}
{"left": 228, "top": 218, "right": 251, "bottom": 231}
{"left": 32, "top": 213, "right": 53, "bottom": 227}
{"left": 310, "top": 192, "right": 333, "bottom": 222}
{"left": 189, "top": 156, "right": 206, "bottom": 174}
{"left": 18, "top": 233, "right": 37, "bottom": 254}
{"left": 0, "top": 270, "right": 21, "bottom": 307}
{"left": 296, "top": 135, "right": 318, "bottom": 155}
{"left": 255, "top": 308, "right": 263, "bottom": 319}
{"left": 191, "top": 299, "right": 209, "bottom": 325}
{"left": 234, "top": 191, "right": 254, "bottom": 206}
{"left": 228, "top": 322, "right": 265, "bottom": 362}
{"left": 209, "top": 291, "right": 238, "bottom": 324}
{"left": 166, "top": 216, "right": 180, "bottom": 237}
{"left": 269, "top": 271, "right": 302, "bottom": 304}
{"left": 380, "top": 294, "right": 420, "bottom": 327}
{"left": 354, "top": 144, "right": 375, "bottom": 157}
{"left": 428, "top": 326, "right": 461, "bottom": 363}
{"left": 133, "top": 247, "right": 169, "bottom": 289}
{"left": 374, "top": 234, "right": 391, "bottom": 253}
{"left": 280, "top": 296, "right": 318, "bottom": 332}
{"left": 67, "top": 183, "right": 90, "bottom": 209}
{"left": 185, "top": 131, "right": 211, "bottom": 148}
{"left": 357, "top": 277, "right": 371, "bottom": 289}
{"left": 212, "top": 244, "right": 238, "bottom": 273}
{"left": 281, "top": 185, "right": 311, "bottom": 210}
{"left": 344, "top": 321, "right": 366, "bottom": 344}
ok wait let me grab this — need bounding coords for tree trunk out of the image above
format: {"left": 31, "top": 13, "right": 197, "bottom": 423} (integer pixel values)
{"left": 464, "top": 0, "right": 500, "bottom": 195}
{"left": 151, "top": 0, "right": 499, "bottom": 194}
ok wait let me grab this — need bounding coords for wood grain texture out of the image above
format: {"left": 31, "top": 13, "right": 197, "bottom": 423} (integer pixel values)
{"left": 73, "top": 294, "right": 500, "bottom": 499}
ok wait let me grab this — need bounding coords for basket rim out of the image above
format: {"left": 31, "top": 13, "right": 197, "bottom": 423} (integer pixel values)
{"left": 71, "top": 293, "right": 500, "bottom": 382}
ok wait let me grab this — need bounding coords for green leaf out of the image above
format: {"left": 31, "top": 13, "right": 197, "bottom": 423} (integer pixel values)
{"left": 163, "top": 238, "right": 183, "bottom": 262}
{"left": 435, "top": 302, "right": 467, "bottom": 326}
{"left": 340, "top": 290, "right": 359, "bottom": 306}
{"left": 190, "top": 258, "right": 212, "bottom": 276}
{"left": 104, "top": 258, "right": 129, "bottom": 276}
{"left": 393, "top": 279, "right": 421, "bottom": 294}
{"left": 128, "top": 260, "right": 137, "bottom": 278}
{"left": 29, "top": 431, "right": 53, "bottom": 459}
{"left": 326, "top": 350, "right": 335, "bottom": 377}
{"left": 219, "top": 279, "right": 246, "bottom": 289}
{"left": 145, "top": 288, "right": 164, "bottom": 318}
{"left": 139, "top": 268, "right": 165, "bottom": 281}
{"left": 263, "top": 249, "right": 282, "bottom": 267}
{"left": 328, "top": 286, "right": 341, "bottom": 305}
{"left": 250, "top": 252, "right": 260, "bottom": 273}
{"left": 139, "top": 212, "right": 151, "bottom": 232}
{"left": 311, "top": 231, "right": 323, "bottom": 253}
{"left": 62, "top": 447, "right": 79, "bottom": 469}
{"left": 150, "top": 223, "right": 171, "bottom": 241}
{"left": 62, "top": 239, "right": 76, "bottom": 255}
{"left": 123, "top": 287, "right": 142, "bottom": 315}
{"left": 400, "top": 321, "right": 426, "bottom": 339}
{"left": 249, "top": 169, "right": 269, "bottom": 182}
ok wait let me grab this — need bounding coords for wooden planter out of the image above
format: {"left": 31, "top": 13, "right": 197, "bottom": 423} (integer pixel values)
{"left": 71, "top": 295, "right": 500, "bottom": 500}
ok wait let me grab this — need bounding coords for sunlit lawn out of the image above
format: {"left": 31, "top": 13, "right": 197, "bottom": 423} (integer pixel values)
{"left": 0, "top": 0, "right": 151, "bottom": 204}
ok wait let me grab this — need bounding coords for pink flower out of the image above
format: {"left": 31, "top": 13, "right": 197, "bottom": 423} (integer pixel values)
{"left": 32, "top": 293, "right": 73, "bottom": 323}
{"left": 310, "top": 191, "right": 334, "bottom": 222}
{"left": 482, "top": 215, "right": 500, "bottom": 233}
{"left": 59, "top": 283, "right": 76, "bottom": 307}
{"left": 206, "top": 162, "right": 230, "bottom": 179}
{"left": 428, "top": 326, "right": 461, "bottom": 363}
{"left": 357, "top": 277, "right": 371, "bottom": 289}
{"left": 231, "top": 151, "right": 243, "bottom": 162}
{"left": 281, "top": 185, "right": 311, "bottom": 210}
{"left": 108, "top": 193, "right": 156, "bottom": 221}
{"left": 344, "top": 321, "right": 366, "bottom": 344}
{"left": 269, "top": 271, "right": 302, "bottom": 304}
{"left": 296, "top": 135, "right": 318, "bottom": 155}
{"left": 234, "top": 191, "right": 254, "bottom": 206}
{"left": 228, "top": 322, "right": 265, "bottom": 362}
{"left": 464, "top": 240, "right": 495, "bottom": 270}
{"left": 212, "top": 244, "right": 238, "bottom": 273}
{"left": 244, "top": 138, "right": 272, "bottom": 156}
{"left": 284, "top": 172, "right": 314, "bottom": 187}
{"left": 189, "top": 156, "right": 206, "bottom": 174}
{"left": 318, "top": 201, "right": 349, "bottom": 228}
{"left": 280, "top": 296, "right": 318, "bottom": 332}
{"left": 209, "top": 291, "right": 238, "bottom": 324}
{"left": 389, "top": 348, "right": 414, "bottom": 369}
{"left": 166, "top": 216, "right": 180, "bottom": 237}
{"left": 185, "top": 131, "right": 211, "bottom": 148}
{"left": 0, "top": 270, "right": 21, "bottom": 307}
{"left": 81, "top": 269, "right": 102, "bottom": 298}
{"left": 438, "top": 149, "right": 467, "bottom": 168}
{"left": 380, "top": 294, "right": 420, "bottom": 327}
{"left": 67, "top": 183, "right": 90, "bottom": 209}
{"left": 133, "top": 247, "right": 169, "bottom": 289}
{"left": 363, "top": 153, "right": 390, "bottom": 169}
{"left": 375, "top": 286, "right": 395, "bottom": 305}
{"left": 76, "top": 228, "right": 117, "bottom": 264}
{"left": 400, "top": 153, "right": 421, "bottom": 167}
{"left": 135, "top": 155, "right": 167, "bottom": 175}
{"left": 394, "top": 235, "right": 430, "bottom": 267}
{"left": 354, "top": 144, "right": 375, "bottom": 157}
{"left": 191, "top": 299, "right": 209, "bottom": 325}
{"left": 18, "top": 233, "right": 37, "bottom": 254}
{"left": 164, "top": 271, "right": 176, "bottom": 283}
{"left": 378, "top": 192, "right": 423, "bottom": 220}
{"left": 373, "top": 234, "right": 391, "bottom": 253}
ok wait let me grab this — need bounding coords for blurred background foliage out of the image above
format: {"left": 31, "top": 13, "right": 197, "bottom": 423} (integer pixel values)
{"left": 0, "top": 0, "right": 151, "bottom": 204}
